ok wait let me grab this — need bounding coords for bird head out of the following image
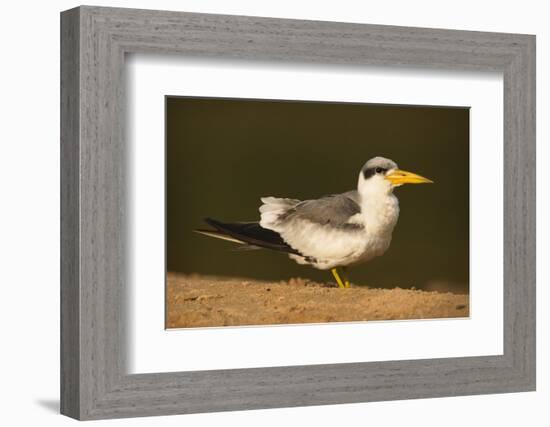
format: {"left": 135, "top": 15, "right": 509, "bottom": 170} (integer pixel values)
{"left": 358, "top": 156, "right": 433, "bottom": 195}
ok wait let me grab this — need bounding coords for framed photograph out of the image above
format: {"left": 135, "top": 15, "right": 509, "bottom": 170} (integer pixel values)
{"left": 164, "top": 96, "right": 470, "bottom": 329}
{"left": 61, "top": 6, "right": 535, "bottom": 420}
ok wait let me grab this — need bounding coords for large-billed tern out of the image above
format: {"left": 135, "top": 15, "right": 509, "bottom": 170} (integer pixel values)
{"left": 195, "top": 157, "right": 433, "bottom": 288}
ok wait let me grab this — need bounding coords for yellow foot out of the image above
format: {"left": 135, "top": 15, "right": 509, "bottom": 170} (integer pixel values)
{"left": 341, "top": 267, "right": 351, "bottom": 288}
{"left": 330, "top": 268, "right": 346, "bottom": 289}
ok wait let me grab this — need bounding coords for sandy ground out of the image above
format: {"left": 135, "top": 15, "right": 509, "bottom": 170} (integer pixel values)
{"left": 166, "top": 272, "right": 469, "bottom": 328}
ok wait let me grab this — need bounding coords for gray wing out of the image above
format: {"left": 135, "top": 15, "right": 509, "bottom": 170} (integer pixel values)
{"left": 278, "top": 191, "right": 361, "bottom": 229}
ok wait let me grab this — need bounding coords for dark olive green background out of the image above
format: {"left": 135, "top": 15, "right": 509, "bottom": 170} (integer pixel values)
{"left": 166, "top": 97, "right": 469, "bottom": 293}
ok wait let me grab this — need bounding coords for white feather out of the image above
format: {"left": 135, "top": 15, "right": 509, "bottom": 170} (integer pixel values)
{"left": 259, "top": 197, "right": 297, "bottom": 230}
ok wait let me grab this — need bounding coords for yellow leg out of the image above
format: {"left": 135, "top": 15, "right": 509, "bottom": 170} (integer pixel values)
{"left": 330, "top": 268, "right": 346, "bottom": 289}
{"left": 341, "top": 267, "right": 351, "bottom": 288}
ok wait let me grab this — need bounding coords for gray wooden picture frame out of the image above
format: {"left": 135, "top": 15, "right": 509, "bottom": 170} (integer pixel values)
{"left": 60, "top": 5, "right": 536, "bottom": 420}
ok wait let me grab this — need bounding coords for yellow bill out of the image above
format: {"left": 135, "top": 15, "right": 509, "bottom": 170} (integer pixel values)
{"left": 385, "top": 169, "right": 433, "bottom": 186}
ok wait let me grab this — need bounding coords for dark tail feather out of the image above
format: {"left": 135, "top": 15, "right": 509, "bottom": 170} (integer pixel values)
{"left": 197, "top": 218, "right": 301, "bottom": 256}
{"left": 192, "top": 229, "right": 261, "bottom": 251}
{"left": 193, "top": 228, "right": 246, "bottom": 244}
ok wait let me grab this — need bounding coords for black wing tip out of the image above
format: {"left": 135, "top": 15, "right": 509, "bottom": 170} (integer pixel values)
{"left": 199, "top": 218, "right": 302, "bottom": 257}
{"left": 204, "top": 217, "right": 222, "bottom": 228}
{"left": 196, "top": 216, "right": 229, "bottom": 235}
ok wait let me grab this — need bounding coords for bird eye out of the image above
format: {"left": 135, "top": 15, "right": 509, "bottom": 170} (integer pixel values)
{"left": 375, "top": 167, "right": 384, "bottom": 174}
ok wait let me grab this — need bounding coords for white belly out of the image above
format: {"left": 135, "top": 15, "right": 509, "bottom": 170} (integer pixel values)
{"left": 285, "top": 195, "right": 399, "bottom": 270}
{"left": 285, "top": 224, "right": 394, "bottom": 270}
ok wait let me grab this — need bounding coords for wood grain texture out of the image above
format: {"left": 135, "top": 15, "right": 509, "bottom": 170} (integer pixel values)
{"left": 60, "top": 6, "right": 536, "bottom": 420}
{"left": 60, "top": 7, "right": 80, "bottom": 419}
